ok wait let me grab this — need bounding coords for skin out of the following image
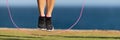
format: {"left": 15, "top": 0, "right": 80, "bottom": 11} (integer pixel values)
{"left": 37, "top": 0, "right": 55, "bottom": 17}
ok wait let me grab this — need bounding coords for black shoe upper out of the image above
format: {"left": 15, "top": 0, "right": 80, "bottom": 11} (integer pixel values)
{"left": 46, "top": 17, "right": 54, "bottom": 30}
{"left": 38, "top": 16, "right": 46, "bottom": 29}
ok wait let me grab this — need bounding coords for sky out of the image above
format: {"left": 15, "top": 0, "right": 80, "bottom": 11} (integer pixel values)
{"left": 0, "top": 0, "right": 120, "bottom": 8}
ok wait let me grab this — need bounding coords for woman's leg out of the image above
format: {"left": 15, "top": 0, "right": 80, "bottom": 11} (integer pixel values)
{"left": 46, "top": 0, "right": 55, "bottom": 17}
{"left": 46, "top": 0, "right": 55, "bottom": 31}
{"left": 37, "top": 0, "right": 46, "bottom": 17}
{"left": 37, "top": 0, "right": 46, "bottom": 30}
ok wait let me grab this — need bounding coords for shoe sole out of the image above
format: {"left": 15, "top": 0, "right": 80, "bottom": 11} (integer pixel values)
{"left": 47, "top": 27, "right": 54, "bottom": 31}
{"left": 39, "top": 28, "right": 47, "bottom": 31}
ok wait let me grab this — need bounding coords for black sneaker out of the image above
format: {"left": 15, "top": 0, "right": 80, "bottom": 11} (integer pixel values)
{"left": 46, "top": 17, "right": 54, "bottom": 31}
{"left": 38, "top": 16, "right": 47, "bottom": 30}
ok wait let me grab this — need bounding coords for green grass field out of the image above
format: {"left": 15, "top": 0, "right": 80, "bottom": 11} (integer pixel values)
{"left": 0, "top": 28, "right": 120, "bottom": 40}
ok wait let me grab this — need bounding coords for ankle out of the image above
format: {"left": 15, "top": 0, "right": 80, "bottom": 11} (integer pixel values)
{"left": 46, "top": 15, "right": 52, "bottom": 17}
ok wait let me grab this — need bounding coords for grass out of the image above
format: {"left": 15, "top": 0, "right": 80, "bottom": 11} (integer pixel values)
{"left": 0, "top": 28, "right": 120, "bottom": 40}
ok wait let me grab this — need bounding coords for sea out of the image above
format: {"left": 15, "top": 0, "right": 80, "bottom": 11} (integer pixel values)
{"left": 0, "top": 6, "right": 120, "bottom": 30}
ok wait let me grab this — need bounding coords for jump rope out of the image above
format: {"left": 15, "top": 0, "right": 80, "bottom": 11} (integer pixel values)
{"left": 6, "top": 0, "right": 86, "bottom": 36}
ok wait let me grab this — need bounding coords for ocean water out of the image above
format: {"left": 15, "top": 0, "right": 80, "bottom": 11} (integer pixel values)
{"left": 0, "top": 7, "right": 120, "bottom": 30}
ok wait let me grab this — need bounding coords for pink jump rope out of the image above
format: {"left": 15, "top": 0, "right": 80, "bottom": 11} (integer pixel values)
{"left": 6, "top": 0, "right": 86, "bottom": 36}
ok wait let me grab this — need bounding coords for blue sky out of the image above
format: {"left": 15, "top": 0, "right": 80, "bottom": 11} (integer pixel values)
{"left": 0, "top": 0, "right": 120, "bottom": 8}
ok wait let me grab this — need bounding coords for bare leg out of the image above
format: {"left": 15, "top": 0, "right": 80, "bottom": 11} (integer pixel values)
{"left": 37, "top": 0, "right": 46, "bottom": 30}
{"left": 37, "top": 0, "right": 46, "bottom": 17}
{"left": 46, "top": 0, "right": 55, "bottom": 17}
{"left": 46, "top": 0, "right": 55, "bottom": 31}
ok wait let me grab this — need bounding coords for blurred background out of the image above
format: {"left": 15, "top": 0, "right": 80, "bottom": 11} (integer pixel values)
{"left": 0, "top": 0, "right": 120, "bottom": 30}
